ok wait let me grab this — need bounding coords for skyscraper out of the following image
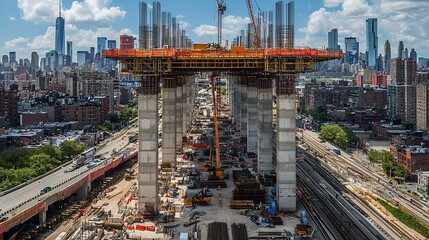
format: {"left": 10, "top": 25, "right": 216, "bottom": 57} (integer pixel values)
{"left": 345, "top": 37, "right": 359, "bottom": 64}
{"left": 366, "top": 18, "right": 378, "bottom": 68}
{"left": 328, "top": 28, "right": 339, "bottom": 51}
{"left": 55, "top": 0, "right": 65, "bottom": 54}
{"left": 107, "top": 40, "right": 117, "bottom": 49}
{"left": 9, "top": 52, "right": 16, "bottom": 63}
{"left": 384, "top": 40, "right": 391, "bottom": 73}
{"left": 398, "top": 41, "right": 404, "bottom": 58}
{"left": 404, "top": 48, "right": 409, "bottom": 59}
{"left": 67, "top": 41, "right": 72, "bottom": 57}
{"left": 152, "top": 1, "right": 161, "bottom": 49}
{"left": 410, "top": 48, "right": 417, "bottom": 62}
{"left": 275, "top": 1, "right": 284, "bottom": 48}
{"left": 31, "top": 52, "right": 39, "bottom": 68}
{"left": 139, "top": 1, "right": 148, "bottom": 49}
{"left": 97, "top": 37, "right": 107, "bottom": 67}
{"left": 285, "top": 1, "right": 294, "bottom": 49}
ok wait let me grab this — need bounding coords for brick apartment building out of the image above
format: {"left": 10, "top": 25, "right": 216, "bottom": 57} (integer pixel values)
{"left": 390, "top": 145, "right": 429, "bottom": 173}
{"left": 0, "top": 89, "right": 19, "bottom": 127}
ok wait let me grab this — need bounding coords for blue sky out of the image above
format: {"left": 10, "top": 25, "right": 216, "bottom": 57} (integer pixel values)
{"left": 1, "top": 0, "right": 428, "bottom": 62}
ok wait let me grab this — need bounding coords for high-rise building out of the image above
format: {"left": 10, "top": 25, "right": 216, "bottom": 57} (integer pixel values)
{"left": 107, "top": 40, "right": 117, "bottom": 49}
{"left": 77, "top": 51, "right": 89, "bottom": 66}
{"left": 398, "top": 41, "right": 404, "bottom": 58}
{"left": 275, "top": 1, "right": 284, "bottom": 48}
{"left": 31, "top": 52, "right": 39, "bottom": 68}
{"left": 0, "top": 89, "right": 19, "bottom": 127}
{"left": 404, "top": 58, "right": 416, "bottom": 85}
{"left": 416, "top": 83, "right": 429, "bottom": 131}
{"left": 89, "top": 47, "right": 95, "bottom": 64}
{"left": 404, "top": 48, "right": 409, "bottom": 59}
{"left": 286, "top": 1, "right": 294, "bottom": 49}
{"left": 55, "top": 0, "right": 65, "bottom": 54}
{"left": 120, "top": 35, "right": 135, "bottom": 49}
{"left": 384, "top": 40, "right": 391, "bottom": 73}
{"left": 366, "top": 18, "right": 378, "bottom": 68}
{"left": 9, "top": 52, "right": 16, "bottom": 63}
{"left": 152, "top": 1, "right": 161, "bottom": 48}
{"left": 390, "top": 58, "right": 405, "bottom": 84}
{"left": 410, "top": 48, "right": 417, "bottom": 62}
{"left": 328, "top": 28, "right": 339, "bottom": 51}
{"left": 139, "top": 1, "right": 148, "bottom": 49}
{"left": 97, "top": 37, "right": 107, "bottom": 66}
{"left": 67, "top": 41, "right": 72, "bottom": 57}
{"left": 2, "top": 55, "right": 8, "bottom": 66}
{"left": 345, "top": 37, "right": 359, "bottom": 64}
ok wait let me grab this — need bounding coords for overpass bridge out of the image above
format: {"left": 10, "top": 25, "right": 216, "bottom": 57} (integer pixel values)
{"left": 0, "top": 149, "right": 137, "bottom": 240}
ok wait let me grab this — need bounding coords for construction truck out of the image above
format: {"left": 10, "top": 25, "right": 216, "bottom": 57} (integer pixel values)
{"left": 184, "top": 190, "right": 212, "bottom": 207}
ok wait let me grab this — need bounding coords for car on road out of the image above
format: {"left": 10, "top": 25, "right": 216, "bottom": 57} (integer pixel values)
{"left": 40, "top": 186, "right": 52, "bottom": 195}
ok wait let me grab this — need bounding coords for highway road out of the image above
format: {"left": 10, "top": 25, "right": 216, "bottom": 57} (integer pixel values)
{"left": 0, "top": 124, "right": 138, "bottom": 221}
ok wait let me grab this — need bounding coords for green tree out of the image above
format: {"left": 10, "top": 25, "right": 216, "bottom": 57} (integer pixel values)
{"left": 29, "top": 153, "right": 58, "bottom": 175}
{"left": 319, "top": 124, "right": 348, "bottom": 149}
{"left": 342, "top": 127, "right": 359, "bottom": 147}
{"left": 60, "top": 140, "right": 85, "bottom": 159}
{"left": 393, "top": 164, "right": 409, "bottom": 179}
{"left": 312, "top": 105, "right": 328, "bottom": 122}
{"left": 305, "top": 106, "right": 312, "bottom": 115}
{"left": 97, "top": 125, "right": 109, "bottom": 132}
{"left": 367, "top": 148, "right": 380, "bottom": 165}
{"left": 128, "top": 96, "right": 138, "bottom": 108}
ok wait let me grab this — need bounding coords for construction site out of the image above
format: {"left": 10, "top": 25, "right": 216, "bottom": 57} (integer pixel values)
{"left": 19, "top": 0, "right": 343, "bottom": 239}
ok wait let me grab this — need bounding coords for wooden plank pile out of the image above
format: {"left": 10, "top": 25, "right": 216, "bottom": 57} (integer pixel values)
{"left": 229, "top": 200, "right": 254, "bottom": 209}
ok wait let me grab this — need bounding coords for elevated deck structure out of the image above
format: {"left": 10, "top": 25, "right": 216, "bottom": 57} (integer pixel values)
{"left": 103, "top": 46, "right": 343, "bottom": 214}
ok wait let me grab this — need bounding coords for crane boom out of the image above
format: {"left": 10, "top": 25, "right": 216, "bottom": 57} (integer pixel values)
{"left": 216, "top": 0, "right": 226, "bottom": 46}
{"left": 246, "top": 0, "right": 261, "bottom": 48}
{"left": 210, "top": 76, "right": 221, "bottom": 170}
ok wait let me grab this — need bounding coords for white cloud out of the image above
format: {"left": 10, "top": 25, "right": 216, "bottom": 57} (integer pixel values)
{"left": 193, "top": 15, "right": 249, "bottom": 38}
{"left": 298, "top": 0, "right": 429, "bottom": 55}
{"left": 179, "top": 20, "right": 190, "bottom": 29}
{"left": 176, "top": 15, "right": 185, "bottom": 19}
{"left": 9, "top": 17, "right": 16, "bottom": 21}
{"left": 17, "top": 0, "right": 126, "bottom": 26}
{"left": 5, "top": 37, "right": 29, "bottom": 50}
{"left": 323, "top": 0, "right": 344, "bottom": 7}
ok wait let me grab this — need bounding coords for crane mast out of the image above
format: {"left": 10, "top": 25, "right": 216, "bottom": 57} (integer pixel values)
{"left": 246, "top": 0, "right": 261, "bottom": 48}
{"left": 216, "top": 0, "right": 226, "bottom": 46}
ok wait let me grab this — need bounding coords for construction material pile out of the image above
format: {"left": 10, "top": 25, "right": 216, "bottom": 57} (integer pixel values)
{"left": 207, "top": 222, "right": 229, "bottom": 240}
{"left": 233, "top": 181, "right": 265, "bottom": 203}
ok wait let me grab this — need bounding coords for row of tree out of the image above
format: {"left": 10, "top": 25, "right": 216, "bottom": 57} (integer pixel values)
{"left": 0, "top": 140, "right": 85, "bottom": 191}
{"left": 367, "top": 149, "right": 409, "bottom": 179}
{"left": 319, "top": 124, "right": 358, "bottom": 149}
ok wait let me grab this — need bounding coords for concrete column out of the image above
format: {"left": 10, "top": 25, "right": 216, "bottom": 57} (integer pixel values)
{"left": 182, "top": 77, "right": 188, "bottom": 136}
{"left": 231, "top": 76, "right": 237, "bottom": 125}
{"left": 240, "top": 77, "right": 248, "bottom": 140}
{"left": 38, "top": 209, "right": 47, "bottom": 225}
{"left": 247, "top": 76, "right": 258, "bottom": 153}
{"left": 176, "top": 77, "right": 183, "bottom": 154}
{"left": 276, "top": 75, "right": 296, "bottom": 212}
{"left": 257, "top": 78, "right": 273, "bottom": 174}
{"left": 138, "top": 76, "right": 159, "bottom": 214}
{"left": 77, "top": 179, "right": 91, "bottom": 200}
{"left": 162, "top": 78, "right": 176, "bottom": 165}
{"left": 235, "top": 77, "right": 241, "bottom": 136}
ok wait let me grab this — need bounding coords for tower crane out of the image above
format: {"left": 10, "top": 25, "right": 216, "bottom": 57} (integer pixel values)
{"left": 215, "top": 0, "right": 226, "bottom": 47}
{"left": 246, "top": 0, "right": 261, "bottom": 48}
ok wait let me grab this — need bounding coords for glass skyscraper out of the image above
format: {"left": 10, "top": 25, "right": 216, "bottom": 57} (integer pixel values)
{"left": 328, "top": 28, "right": 339, "bottom": 51}
{"left": 345, "top": 37, "right": 359, "bottom": 64}
{"left": 366, "top": 18, "right": 378, "bottom": 68}
{"left": 55, "top": 1, "right": 65, "bottom": 54}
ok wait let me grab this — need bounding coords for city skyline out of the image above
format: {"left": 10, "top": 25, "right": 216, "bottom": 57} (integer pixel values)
{"left": 1, "top": 0, "right": 429, "bottom": 61}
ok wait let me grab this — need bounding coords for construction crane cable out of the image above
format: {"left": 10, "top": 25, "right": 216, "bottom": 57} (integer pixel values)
{"left": 246, "top": 0, "right": 261, "bottom": 48}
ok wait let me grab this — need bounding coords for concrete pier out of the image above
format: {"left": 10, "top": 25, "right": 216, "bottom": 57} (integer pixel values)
{"left": 138, "top": 76, "right": 159, "bottom": 214}
{"left": 276, "top": 75, "right": 296, "bottom": 212}
{"left": 257, "top": 78, "right": 273, "bottom": 174}
{"left": 182, "top": 77, "right": 188, "bottom": 136}
{"left": 240, "top": 77, "right": 248, "bottom": 141}
{"left": 162, "top": 77, "right": 176, "bottom": 165}
{"left": 175, "top": 77, "right": 183, "bottom": 154}
{"left": 247, "top": 76, "right": 258, "bottom": 153}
